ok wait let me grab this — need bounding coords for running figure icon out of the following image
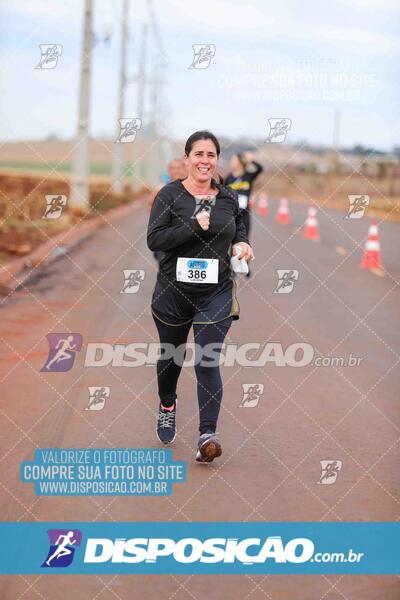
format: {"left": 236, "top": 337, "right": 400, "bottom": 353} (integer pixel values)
{"left": 40, "top": 333, "right": 83, "bottom": 373}
{"left": 45, "top": 531, "right": 77, "bottom": 566}
{"left": 42, "top": 529, "right": 82, "bottom": 568}
{"left": 120, "top": 270, "right": 145, "bottom": 293}
{"left": 45, "top": 335, "right": 77, "bottom": 370}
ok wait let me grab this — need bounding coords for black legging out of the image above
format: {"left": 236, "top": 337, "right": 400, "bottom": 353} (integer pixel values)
{"left": 152, "top": 315, "right": 232, "bottom": 434}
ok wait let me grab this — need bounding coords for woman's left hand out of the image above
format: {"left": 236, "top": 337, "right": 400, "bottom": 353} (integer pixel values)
{"left": 232, "top": 242, "right": 254, "bottom": 261}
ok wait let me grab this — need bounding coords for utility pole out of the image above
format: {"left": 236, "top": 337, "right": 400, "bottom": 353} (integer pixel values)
{"left": 332, "top": 109, "right": 341, "bottom": 174}
{"left": 112, "top": 0, "right": 129, "bottom": 194}
{"left": 326, "top": 108, "right": 341, "bottom": 195}
{"left": 148, "top": 55, "right": 166, "bottom": 185}
{"left": 148, "top": 55, "right": 161, "bottom": 138}
{"left": 132, "top": 23, "right": 148, "bottom": 190}
{"left": 70, "top": 0, "right": 93, "bottom": 214}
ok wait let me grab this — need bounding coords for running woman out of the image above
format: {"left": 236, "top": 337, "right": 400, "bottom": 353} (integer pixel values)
{"left": 224, "top": 151, "right": 263, "bottom": 240}
{"left": 147, "top": 131, "right": 254, "bottom": 462}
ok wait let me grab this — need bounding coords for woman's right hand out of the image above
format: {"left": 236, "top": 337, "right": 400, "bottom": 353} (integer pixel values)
{"left": 232, "top": 242, "right": 254, "bottom": 261}
{"left": 196, "top": 209, "right": 210, "bottom": 231}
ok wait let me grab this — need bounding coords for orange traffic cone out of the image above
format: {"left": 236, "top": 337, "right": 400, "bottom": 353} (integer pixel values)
{"left": 257, "top": 193, "right": 268, "bottom": 216}
{"left": 248, "top": 194, "right": 255, "bottom": 210}
{"left": 360, "top": 221, "right": 383, "bottom": 271}
{"left": 303, "top": 207, "right": 320, "bottom": 241}
{"left": 276, "top": 197, "right": 290, "bottom": 224}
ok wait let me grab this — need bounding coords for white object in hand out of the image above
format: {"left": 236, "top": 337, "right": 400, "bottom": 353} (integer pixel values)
{"left": 230, "top": 245, "right": 249, "bottom": 274}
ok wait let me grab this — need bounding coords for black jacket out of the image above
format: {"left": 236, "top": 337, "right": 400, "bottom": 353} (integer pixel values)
{"left": 147, "top": 179, "right": 249, "bottom": 294}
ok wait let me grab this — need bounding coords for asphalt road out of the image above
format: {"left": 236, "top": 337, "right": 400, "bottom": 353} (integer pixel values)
{"left": 1, "top": 197, "right": 399, "bottom": 599}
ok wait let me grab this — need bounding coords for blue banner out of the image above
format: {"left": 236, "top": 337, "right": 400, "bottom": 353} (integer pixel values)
{"left": 0, "top": 522, "right": 398, "bottom": 574}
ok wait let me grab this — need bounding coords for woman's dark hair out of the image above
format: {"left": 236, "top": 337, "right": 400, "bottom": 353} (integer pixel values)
{"left": 184, "top": 130, "right": 223, "bottom": 187}
{"left": 184, "top": 130, "right": 220, "bottom": 157}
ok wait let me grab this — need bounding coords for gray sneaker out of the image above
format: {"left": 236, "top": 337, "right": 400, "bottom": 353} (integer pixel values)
{"left": 156, "top": 402, "right": 176, "bottom": 444}
{"left": 195, "top": 433, "right": 222, "bottom": 463}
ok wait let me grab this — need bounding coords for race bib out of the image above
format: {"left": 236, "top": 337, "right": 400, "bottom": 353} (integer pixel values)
{"left": 176, "top": 257, "right": 219, "bottom": 283}
{"left": 238, "top": 194, "right": 248, "bottom": 209}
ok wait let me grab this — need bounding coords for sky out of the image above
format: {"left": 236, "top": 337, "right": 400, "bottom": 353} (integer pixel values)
{"left": 0, "top": 0, "right": 399, "bottom": 151}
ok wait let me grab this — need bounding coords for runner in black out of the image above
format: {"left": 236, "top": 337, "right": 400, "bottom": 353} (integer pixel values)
{"left": 224, "top": 151, "right": 263, "bottom": 240}
{"left": 147, "top": 130, "right": 254, "bottom": 462}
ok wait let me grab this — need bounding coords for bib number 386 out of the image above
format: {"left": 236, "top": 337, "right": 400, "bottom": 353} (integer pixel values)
{"left": 176, "top": 257, "right": 219, "bottom": 284}
{"left": 188, "top": 269, "right": 206, "bottom": 280}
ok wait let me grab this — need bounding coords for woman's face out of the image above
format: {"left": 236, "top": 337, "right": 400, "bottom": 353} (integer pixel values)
{"left": 184, "top": 139, "right": 218, "bottom": 184}
{"left": 230, "top": 154, "right": 242, "bottom": 172}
